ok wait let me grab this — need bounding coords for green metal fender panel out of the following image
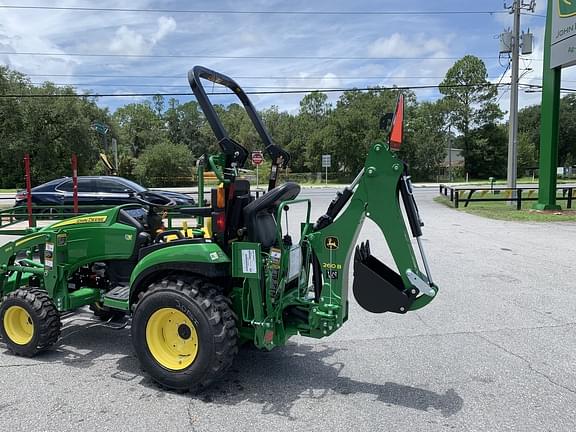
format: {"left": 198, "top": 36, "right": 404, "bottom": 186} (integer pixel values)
{"left": 129, "top": 242, "right": 230, "bottom": 304}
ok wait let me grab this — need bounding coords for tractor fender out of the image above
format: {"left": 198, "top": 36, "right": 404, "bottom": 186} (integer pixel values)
{"left": 129, "top": 243, "right": 230, "bottom": 306}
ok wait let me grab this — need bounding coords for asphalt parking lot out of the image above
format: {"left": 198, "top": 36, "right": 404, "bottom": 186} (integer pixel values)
{"left": 1, "top": 187, "right": 575, "bottom": 431}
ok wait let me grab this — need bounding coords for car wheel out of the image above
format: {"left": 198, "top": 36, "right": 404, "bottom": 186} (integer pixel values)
{"left": 40, "top": 207, "right": 60, "bottom": 220}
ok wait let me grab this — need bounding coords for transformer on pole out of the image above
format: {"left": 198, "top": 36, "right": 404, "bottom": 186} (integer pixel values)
{"left": 501, "top": 1, "right": 535, "bottom": 200}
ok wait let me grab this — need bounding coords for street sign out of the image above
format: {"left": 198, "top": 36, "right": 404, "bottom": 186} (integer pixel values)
{"left": 551, "top": 0, "right": 576, "bottom": 69}
{"left": 251, "top": 151, "right": 264, "bottom": 166}
{"left": 321, "top": 154, "right": 331, "bottom": 185}
{"left": 91, "top": 121, "right": 109, "bottom": 135}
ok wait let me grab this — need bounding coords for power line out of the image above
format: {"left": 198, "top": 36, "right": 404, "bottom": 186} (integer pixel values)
{"left": 25, "top": 73, "right": 576, "bottom": 83}
{"left": 520, "top": 83, "right": 576, "bottom": 92}
{"left": 0, "top": 82, "right": 512, "bottom": 98}
{"left": 3, "top": 82, "right": 572, "bottom": 99}
{"left": 32, "top": 83, "right": 460, "bottom": 90}
{"left": 521, "top": 12, "right": 545, "bottom": 18}
{"left": 0, "top": 51, "right": 506, "bottom": 61}
{"left": 496, "top": 61, "right": 512, "bottom": 104}
{"left": 25, "top": 74, "right": 453, "bottom": 80}
{"left": 25, "top": 83, "right": 449, "bottom": 89}
{"left": 0, "top": 5, "right": 515, "bottom": 16}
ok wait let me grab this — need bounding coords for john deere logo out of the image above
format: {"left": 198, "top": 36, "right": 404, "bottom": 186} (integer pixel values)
{"left": 325, "top": 236, "right": 339, "bottom": 250}
{"left": 559, "top": 0, "right": 576, "bottom": 18}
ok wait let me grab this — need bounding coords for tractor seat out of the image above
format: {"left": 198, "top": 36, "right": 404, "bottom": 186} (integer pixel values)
{"left": 243, "top": 182, "right": 300, "bottom": 248}
{"left": 117, "top": 207, "right": 152, "bottom": 252}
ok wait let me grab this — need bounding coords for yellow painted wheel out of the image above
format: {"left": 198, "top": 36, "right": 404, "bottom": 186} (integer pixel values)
{"left": 145, "top": 308, "right": 199, "bottom": 371}
{"left": 3, "top": 305, "right": 34, "bottom": 345}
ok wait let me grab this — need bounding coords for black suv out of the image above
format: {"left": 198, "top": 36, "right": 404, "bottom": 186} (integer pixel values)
{"left": 15, "top": 176, "right": 195, "bottom": 213}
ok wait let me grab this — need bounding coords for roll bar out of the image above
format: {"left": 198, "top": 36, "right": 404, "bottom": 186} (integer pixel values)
{"left": 187, "top": 66, "right": 291, "bottom": 172}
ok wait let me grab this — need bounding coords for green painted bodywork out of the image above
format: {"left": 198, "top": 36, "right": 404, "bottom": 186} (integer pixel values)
{"left": 0, "top": 141, "right": 438, "bottom": 352}
{"left": 224, "top": 141, "right": 438, "bottom": 348}
{"left": 0, "top": 206, "right": 137, "bottom": 311}
{"left": 130, "top": 242, "right": 230, "bottom": 287}
{"left": 534, "top": 0, "right": 562, "bottom": 211}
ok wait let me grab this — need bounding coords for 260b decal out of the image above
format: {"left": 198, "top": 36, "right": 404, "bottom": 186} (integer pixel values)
{"left": 322, "top": 262, "right": 341, "bottom": 279}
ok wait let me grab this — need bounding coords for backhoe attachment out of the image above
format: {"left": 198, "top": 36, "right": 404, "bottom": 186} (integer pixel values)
{"left": 308, "top": 94, "right": 438, "bottom": 321}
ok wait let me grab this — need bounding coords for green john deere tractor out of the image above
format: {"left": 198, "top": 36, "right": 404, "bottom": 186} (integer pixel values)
{"left": 0, "top": 66, "right": 438, "bottom": 392}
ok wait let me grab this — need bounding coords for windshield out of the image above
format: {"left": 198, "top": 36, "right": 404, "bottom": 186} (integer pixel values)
{"left": 119, "top": 178, "right": 147, "bottom": 193}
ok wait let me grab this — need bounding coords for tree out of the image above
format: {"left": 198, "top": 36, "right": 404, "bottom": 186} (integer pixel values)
{"left": 517, "top": 131, "right": 538, "bottom": 175}
{"left": 558, "top": 94, "right": 576, "bottom": 165}
{"left": 465, "top": 124, "right": 508, "bottom": 179}
{"left": 329, "top": 88, "right": 411, "bottom": 176}
{"left": 518, "top": 95, "right": 576, "bottom": 169}
{"left": 439, "top": 55, "right": 503, "bottom": 172}
{"left": 402, "top": 101, "right": 448, "bottom": 181}
{"left": 165, "top": 99, "right": 213, "bottom": 156}
{"left": 152, "top": 94, "right": 165, "bottom": 117}
{"left": 289, "top": 92, "right": 333, "bottom": 172}
{"left": 134, "top": 141, "right": 194, "bottom": 187}
{"left": 0, "top": 66, "right": 111, "bottom": 187}
{"left": 518, "top": 104, "right": 540, "bottom": 155}
{"left": 299, "top": 91, "right": 331, "bottom": 120}
{"left": 113, "top": 102, "right": 165, "bottom": 157}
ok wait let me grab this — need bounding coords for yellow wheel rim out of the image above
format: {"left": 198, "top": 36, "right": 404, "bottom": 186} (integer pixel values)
{"left": 145, "top": 308, "right": 199, "bottom": 371}
{"left": 3, "top": 306, "right": 34, "bottom": 345}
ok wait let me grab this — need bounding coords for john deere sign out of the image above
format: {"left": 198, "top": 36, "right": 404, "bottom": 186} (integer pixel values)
{"left": 551, "top": 0, "right": 576, "bottom": 68}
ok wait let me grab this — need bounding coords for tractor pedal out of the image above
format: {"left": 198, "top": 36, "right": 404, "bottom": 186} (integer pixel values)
{"left": 104, "top": 285, "right": 130, "bottom": 302}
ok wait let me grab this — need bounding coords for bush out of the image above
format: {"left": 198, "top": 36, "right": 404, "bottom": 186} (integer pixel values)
{"left": 134, "top": 141, "right": 194, "bottom": 187}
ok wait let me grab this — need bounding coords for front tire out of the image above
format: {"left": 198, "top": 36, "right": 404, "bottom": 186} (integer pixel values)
{"left": 131, "top": 278, "right": 238, "bottom": 393}
{"left": 0, "top": 288, "right": 61, "bottom": 357}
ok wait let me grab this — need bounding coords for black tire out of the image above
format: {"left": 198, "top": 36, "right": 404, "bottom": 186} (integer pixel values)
{"left": 89, "top": 301, "right": 126, "bottom": 321}
{"left": 132, "top": 278, "right": 238, "bottom": 393}
{"left": 0, "top": 288, "right": 61, "bottom": 357}
{"left": 40, "top": 207, "right": 60, "bottom": 220}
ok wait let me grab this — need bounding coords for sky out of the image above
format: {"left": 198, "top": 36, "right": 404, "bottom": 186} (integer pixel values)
{"left": 1, "top": 0, "right": 575, "bottom": 116}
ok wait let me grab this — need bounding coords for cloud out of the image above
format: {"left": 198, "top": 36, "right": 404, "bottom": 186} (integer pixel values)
{"left": 1, "top": 0, "right": 545, "bottom": 113}
{"left": 152, "top": 16, "right": 177, "bottom": 44}
{"left": 368, "top": 33, "right": 452, "bottom": 59}
{"left": 109, "top": 16, "right": 177, "bottom": 55}
{"left": 109, "top": 26, "right": 148, "bottom": 55}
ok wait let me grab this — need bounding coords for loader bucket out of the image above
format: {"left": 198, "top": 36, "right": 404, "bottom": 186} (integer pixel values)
{"left": 352, "top": 241, "right": 415, "bottom": 314}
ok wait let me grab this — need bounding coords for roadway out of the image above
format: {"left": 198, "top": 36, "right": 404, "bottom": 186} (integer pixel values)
{"left": 1, "top": 188, "right": 576, "bottom": 431}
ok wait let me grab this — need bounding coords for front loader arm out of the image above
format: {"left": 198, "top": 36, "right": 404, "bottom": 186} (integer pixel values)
{"left": 306, "top": 141, "right": 438, "bottom": 327}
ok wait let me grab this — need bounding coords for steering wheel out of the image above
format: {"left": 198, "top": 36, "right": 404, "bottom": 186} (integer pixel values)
{"left": 133, "top": 191, "right": 177, "bottom": 208}
{"left": 208, "top": 155, "right": 226, "bottom": 183}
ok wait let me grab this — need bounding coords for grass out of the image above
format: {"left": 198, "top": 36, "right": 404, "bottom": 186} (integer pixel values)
{"left": 0, "top": 189, "right": 17, "bottom": 193}
{"left": 434, "top": 195, "right": 576, "bottom": 222}
{"left": 446, "top": 177, "right": 576, "bottom": 186}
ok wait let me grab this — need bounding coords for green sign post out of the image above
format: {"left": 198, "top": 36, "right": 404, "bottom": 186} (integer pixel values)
{"left": 535, "top": 0, "right": 576, "bottom": 210}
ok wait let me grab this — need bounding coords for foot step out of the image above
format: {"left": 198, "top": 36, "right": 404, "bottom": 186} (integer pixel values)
{"left": 104, "top": 285, "right": 130, "bottom": 302}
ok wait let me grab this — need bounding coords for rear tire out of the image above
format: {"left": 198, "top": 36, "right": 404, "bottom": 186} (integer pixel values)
{"left": 131, "top": 278, "right": 238, "bottom": 393}
{"left": 0, "top": 288, "right": 61, "bottom": 357}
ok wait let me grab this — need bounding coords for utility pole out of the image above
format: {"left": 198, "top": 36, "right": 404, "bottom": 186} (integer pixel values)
{"left": 448, "top": 124, "right": 452, "bottom": 182}
{"left": 503, "top": 1, "right": 535, "bottom": 196}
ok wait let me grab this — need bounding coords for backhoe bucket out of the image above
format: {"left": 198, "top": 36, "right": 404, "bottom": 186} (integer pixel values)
{"left": 352, "top": 241, "right": 415, "bottom": 314}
